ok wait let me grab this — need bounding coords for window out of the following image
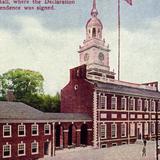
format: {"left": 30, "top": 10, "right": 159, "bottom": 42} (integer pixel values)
{"left": 121, "top": 123, "right": 126, "bottom": 137}
{"left": 144, "top": 100, "right": 148, "bottom": 111}
{"left": 158, "top": 123, "right": 160, "bottom": 133}
{"left": 3, "top": 125, "right": 11, "bottom": 137}
{"left": 137, "top": 99, "right": 142, "bottom": 111}
{"left": 158, "top": 101, "right": 160, "bottom": 112}
{"left": 151, "top": 123, "right": 155, "bottom": 134}
{"left": 129, "top": 98, "right": 135, "bottom": 110}
{"left": 130, "top": 123, "right": 135, "bottom": 136}
{"left": 3, "top": 144, "right": 11, "bottom": 158}
{"left": 100, "top": 124, "right": 106, "bottom": 139}
{"left": 92, "top": 28, "right": 96, "bottom": 37}
{"left": 32, "top": 124, "right": 38, "bottom": 136}
{"left": 18, "top": 143, "right": 25, "bottom": 156}
{"left": 100, "top": 95, "right": 106, "bottom": 109}
{"left": 111, "top": 124, "right": 117, "bottom": 138}
{"left": 121, "top": 97, "right": 126, "bottom": 110}
{"left": 151, "top": 100, "right": 155, "bottom": 112}
{"left": 144, "top": 123, "right": 148, "bottom": 135}
{"left": 44, "top": 124, "right": 51, "bottom": 135}
{"left": 18, "top": 125, "right": 25, "bottom": 137}
{"left": 31, "top": 142, "right": 38, "bottom": 154}
{"left": 111, "top": 96, "right": 117, "bottom": 110}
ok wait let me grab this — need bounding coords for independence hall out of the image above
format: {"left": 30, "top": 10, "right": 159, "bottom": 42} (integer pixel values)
{"left": 0, "top": 0, "right": 160, "bottom": 159}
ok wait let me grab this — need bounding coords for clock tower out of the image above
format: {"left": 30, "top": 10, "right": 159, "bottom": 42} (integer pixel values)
{"left": 78, "top": 0, "right": 115, "bottom": 79}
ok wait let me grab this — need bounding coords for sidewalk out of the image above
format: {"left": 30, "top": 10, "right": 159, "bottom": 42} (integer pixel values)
{"left": 40, "top": 141, "right": 158, "bottom": 160}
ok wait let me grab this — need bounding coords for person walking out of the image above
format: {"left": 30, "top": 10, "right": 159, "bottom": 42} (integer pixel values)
{"left": 142, "top": 146, "right": 146, "bottom": 157}
{"left": 143, "top": 137, "right": 147, "bottom": 146}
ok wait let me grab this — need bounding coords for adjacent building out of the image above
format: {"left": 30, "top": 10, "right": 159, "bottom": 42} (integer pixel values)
{"left": 0, "top": 101, "right": 92, "bottom": 159}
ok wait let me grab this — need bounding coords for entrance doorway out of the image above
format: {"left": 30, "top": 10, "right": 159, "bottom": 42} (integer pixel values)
{"left": 68, "top": 124, "right": 73, "bottom": 145}
{"left": 80, "top": 124, "right": 88, "bottom": 145}
{"left": 55, "top": 125, "right": 60, "bottom": 147}
{"left": 137, "top": 123, "right": 142, "bottom": 139}
{"left": 44, "top": 141, "right": 51, "bottom": 156}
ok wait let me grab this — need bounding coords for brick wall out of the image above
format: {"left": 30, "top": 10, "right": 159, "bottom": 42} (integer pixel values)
{"left": 61, "top": 65, "right": 94, "bottom": 117}
{"left": 0, "top": 122, "right": 53, "bottom": 160}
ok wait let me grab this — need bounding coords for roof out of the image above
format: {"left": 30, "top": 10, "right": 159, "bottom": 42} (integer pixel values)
{"left": 0, "top": 101, "right": 44, "bottom": 120}
{"left": 44, "top": 113, "right": 92, "bottom": 121}
{"left": 95, "top": 82, "right": 160, "bottom": 98}
{"left": 0, "top": 101, "right": 92, "bottom": 121}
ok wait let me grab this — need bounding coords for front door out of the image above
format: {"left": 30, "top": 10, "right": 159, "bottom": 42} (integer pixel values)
{"left": 44, "top": 142, "right": 50, "bottom": 156}
{"left": 137, "top": 123, "right": 142, "bottom": 139}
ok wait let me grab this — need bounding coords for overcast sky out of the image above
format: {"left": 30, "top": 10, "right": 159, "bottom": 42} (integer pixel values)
{"left": 0, "top": 0, "right": 160, "bottom": 95}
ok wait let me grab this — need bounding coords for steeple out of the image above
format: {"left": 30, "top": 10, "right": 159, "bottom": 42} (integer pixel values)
{"left": 78, "top": 0, "right": 115, "bottom": 80}
{"left": 86, "top": 0, "right": 103, "bottom": 40}
{"left": 91, "top": 0, "right": 98, "bottom": 17}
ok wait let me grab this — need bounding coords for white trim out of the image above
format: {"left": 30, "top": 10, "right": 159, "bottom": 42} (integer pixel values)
{"left": 130, "top": 123, "right": 135, "bottom": 137}
{"left": 100, "top": 124, "right": 107, "bottom": 139}
{"left": 129, "top": 97, "right": 135, "bottom": 111}
{"left": 93, "top": 90, "right": 98, "bottom": 148}
{"left": 111, "top": 123, "right": 117, "bottom": 138}
{"left": 31, "top": 124, "right": 39, "bottom": 136}
{"left": 97, "top": 120, "right": 154, "bottom": 123}
{"left": 121, "top": 97, "right": 126, "bottom": 110}
{"left": 111, "top": 96, "right": 117, "bottom": 110}
{"left": 99, "top": 95, "right": 107, "bottom": 109}
{"left": 3, "top": 125, "right": 12, "bottom": 138}
{"left": 144, "top": 99, "right": 149, "bottom": 111}
{"left": 87, "top": 128, "right": 92, "bottom": 131}
{"left": 151, "top": 122, "right": 155, "bottom": 135}
{"left": 18, "top": 124, "right": 26, "bottom": 137}
{"left": 144, "top": 122, "right": 149, "bottom": 135}
{"left": 3, "top": 144, "right": 11, "bottom": 158}
{"left": 100, "top": 137, "right": 136, "bottom": 142}
{"left": 158, "top": 101, "right": 160, "bottom": 112}
{"left": 137, "top": 98, "right": 142, "bottom": 111}
{"left": 18, "top": 142, "right": 26, "bottom": 156}
{"left": 121, "top": 123, "right": 126, "bottom": 137}
{"left": 151, "top": 100, "right": 155, "bottom": 112}
{"left": 44, "top": 124, "right": 51, "bottom": 135}
{"left": 31, "top": 141, "right": 39, "bottom": 155}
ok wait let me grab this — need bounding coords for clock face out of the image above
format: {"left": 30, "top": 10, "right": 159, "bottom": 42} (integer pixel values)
{"left": 84, "top": 53, "right": 89, "bottom": 61}
{"left": 98, "top": 52, "right": 104, "bottom": 61}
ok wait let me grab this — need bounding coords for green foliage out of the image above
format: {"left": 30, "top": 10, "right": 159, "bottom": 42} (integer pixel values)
{"left": 22, "top": 93, "right": 60, "bottom": 113}
{"left": 0, "top": 69, "right": 61, "bottom": 112}
{"left": 1, "top": 69, "right": 44, "bottom": 99}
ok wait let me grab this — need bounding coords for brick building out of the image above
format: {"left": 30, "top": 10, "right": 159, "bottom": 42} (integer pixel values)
{"left": 61, "top": 0, "right": 160, "bottom": 149}
{"left": 1, "top": 0, "right": 160, "bottom": 159}
{"left": 0, "top": 101, "right": 92, "bottom": 159}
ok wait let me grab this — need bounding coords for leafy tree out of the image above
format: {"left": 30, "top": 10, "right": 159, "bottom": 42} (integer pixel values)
{"left": 0, "top": 69, "right": 60, "bottom": 112}
{"left": 0, "top": 69, "right": 44, "bottom": 99}
{"left": 23, "top": 93, "right": 60, "bottom": 113}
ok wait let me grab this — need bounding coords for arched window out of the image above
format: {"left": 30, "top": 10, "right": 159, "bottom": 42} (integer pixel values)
{"left": 92, "top": 28, "right": 96, "bottom": 37}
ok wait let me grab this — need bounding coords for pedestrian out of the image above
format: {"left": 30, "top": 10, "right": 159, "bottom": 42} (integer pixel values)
{"left": 142, "top": 146, "right": 146, "bottom": 157}
{"left": 143, "top": 137, "right": 147, "bottom": 146}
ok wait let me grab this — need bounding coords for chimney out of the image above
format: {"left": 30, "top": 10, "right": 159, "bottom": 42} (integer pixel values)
{"left": 6, "top": 90, "right": 16, "bottom": 102}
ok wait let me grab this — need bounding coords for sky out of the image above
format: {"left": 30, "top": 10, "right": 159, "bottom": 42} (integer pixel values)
{"left": 0, "top": 0, "right": 160, "bottom": 95}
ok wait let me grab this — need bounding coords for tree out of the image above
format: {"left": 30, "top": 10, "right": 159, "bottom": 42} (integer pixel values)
{"left": 0, "top": 69, "right": 44, "bottom": 100}
{"left": 23, "top": 93, "right": 60, "bottom": 113}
